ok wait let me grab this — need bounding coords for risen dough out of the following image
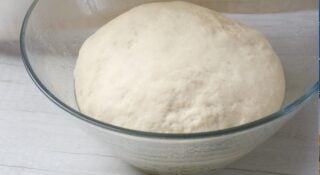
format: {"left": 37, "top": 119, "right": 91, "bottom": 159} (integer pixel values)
{"left": 74, "top": 1, "right": 285, "bottom": 133}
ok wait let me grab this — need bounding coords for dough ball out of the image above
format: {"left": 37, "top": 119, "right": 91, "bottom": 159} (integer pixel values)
{"left": 74, "top": 1, "right": 285, "bottom": 133}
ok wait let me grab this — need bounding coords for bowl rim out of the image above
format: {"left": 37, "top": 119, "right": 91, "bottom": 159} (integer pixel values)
{"left": 20, "top": 0, "right": 319, "bottom": 139}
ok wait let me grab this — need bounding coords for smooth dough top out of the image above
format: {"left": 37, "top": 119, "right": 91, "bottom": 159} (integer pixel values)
{"left": 74, "top": 1, "right": 285, "bottom": 133}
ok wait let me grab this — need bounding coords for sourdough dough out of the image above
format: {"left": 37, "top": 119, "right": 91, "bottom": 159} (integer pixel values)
{"left": 74, "top": 1, "right": 285, "bottom": 133}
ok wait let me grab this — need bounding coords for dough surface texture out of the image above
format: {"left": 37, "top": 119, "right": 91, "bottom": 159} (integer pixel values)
{"left": 74, "top": 1, "right": 285, "bottom": 133}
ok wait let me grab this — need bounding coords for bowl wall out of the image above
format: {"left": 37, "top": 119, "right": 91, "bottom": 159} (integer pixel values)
{"left": 69, "top": 109, "right": 292, "bottom": 175}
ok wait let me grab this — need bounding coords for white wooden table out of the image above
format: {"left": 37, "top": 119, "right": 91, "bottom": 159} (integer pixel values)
{"left": 0, "top": 1, "right": 318, "bottom": 174}
{"left": 0, "top": 44, "right": 318, "bottom": 175}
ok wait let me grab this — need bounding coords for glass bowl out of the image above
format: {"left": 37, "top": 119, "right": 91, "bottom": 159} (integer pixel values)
{"left": 20, "top": 0, "right": 318, "bottom": 175}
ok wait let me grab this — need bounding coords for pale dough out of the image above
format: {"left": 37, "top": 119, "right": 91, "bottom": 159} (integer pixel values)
{"left": 74, "top": 1, "right": 285, "bottom": 133}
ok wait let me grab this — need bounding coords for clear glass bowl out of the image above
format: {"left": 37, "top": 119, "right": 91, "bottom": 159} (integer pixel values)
{"left": 20, "top": 0, "right": 318, "bottom": 175}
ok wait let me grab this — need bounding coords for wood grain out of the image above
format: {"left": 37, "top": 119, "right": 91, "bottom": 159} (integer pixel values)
{"left": 0, "top": 52, "right": 318, "bottom": 175}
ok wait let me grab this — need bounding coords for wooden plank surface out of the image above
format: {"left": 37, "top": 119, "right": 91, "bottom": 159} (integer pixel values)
{"left": 0, "top": 46, "right": 318, "bottom": 175}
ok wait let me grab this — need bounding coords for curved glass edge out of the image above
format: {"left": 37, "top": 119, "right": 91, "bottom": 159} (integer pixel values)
{"left": 20, "top": 0, "right": 319, "bottom": 140}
